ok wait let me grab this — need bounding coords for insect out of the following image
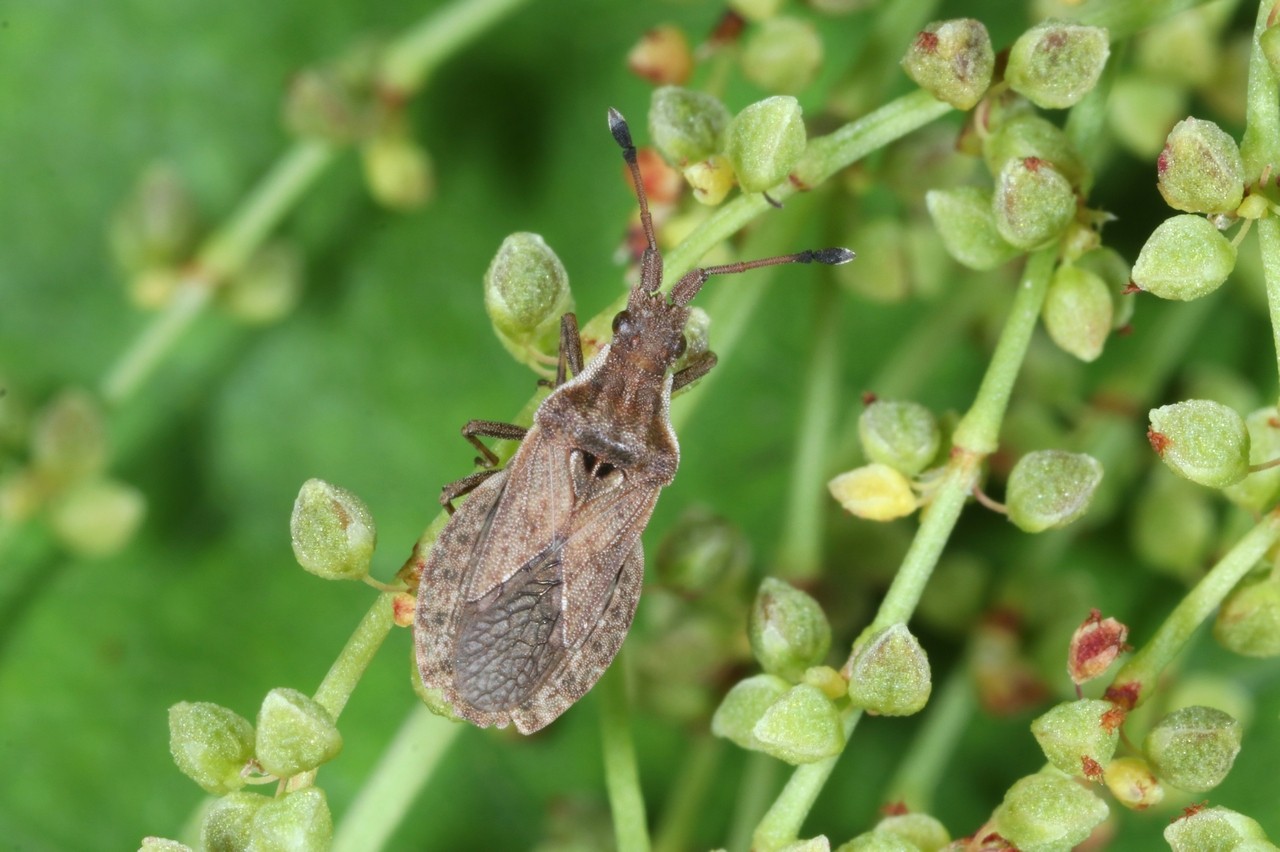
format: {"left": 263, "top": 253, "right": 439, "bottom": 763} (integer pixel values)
{"left": 414, "top": 107, "right": 854, "bottom": 733}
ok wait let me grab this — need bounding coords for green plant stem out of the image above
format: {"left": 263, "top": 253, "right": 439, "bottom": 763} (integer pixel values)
{"left": 313, "top": 592, "right": 397, "bottom": 718}
{"left": 652, "top": 735, "right": 722, "bottom": 852}
{"left": 1258, "top": 216, "right": 1280, "bottom": 396}
{"left": 331, "top": 705, "right": 463, "bottom": 852}
{"left": 752, "top": 249, "right": 1056, "bottom": 850}
{"left": 777, "top": 278, "right": 842, "bottom": 581}
{"left": 600, "top": 652, "right": 650, "bottom": 852}
{"left": 884, "top": 663, "right": 974, "bottom": 811}
{"left": 377, "top": 0, "right": 531, "bottom": 93}
{"left": 1241, "top": 0, "right": 1280, "bottom": 178}
{"left": 1108, "top": 508, "right": 1280, "bottom": 708}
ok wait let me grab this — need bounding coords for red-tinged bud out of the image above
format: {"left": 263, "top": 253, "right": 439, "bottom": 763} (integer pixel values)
{"left": 1068, "top": 609, "right": 1129, "bottom": 685}
{"left": 627, "top": 25, "right": 694, "bottom": 86}
{"left": 392, "top": 592, "right": 415, "bottom": 628}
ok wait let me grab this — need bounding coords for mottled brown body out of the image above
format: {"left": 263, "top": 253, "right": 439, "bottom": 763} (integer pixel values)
{"left": 414, "top": 109, "right": 853, "bottom": 733}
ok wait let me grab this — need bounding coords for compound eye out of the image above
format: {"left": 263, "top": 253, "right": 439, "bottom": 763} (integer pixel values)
{"left": 611, "top": 310, "right": 633, "bottom": 336}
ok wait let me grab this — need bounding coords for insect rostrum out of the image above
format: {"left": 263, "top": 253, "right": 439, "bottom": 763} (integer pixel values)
{"left": 414, "top": 108, "right": 854, "bottom": 734}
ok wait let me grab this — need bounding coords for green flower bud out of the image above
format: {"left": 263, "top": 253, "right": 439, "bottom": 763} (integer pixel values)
{"left": 752, "top": 683, "right": 846, "bottom": 764}
{"left": 169, "top": 702, "right": 255, "bottom": 795}
{"left": 728, "top": 0, "right": 784, "bottom": 21}
{"left": 1006, "top": 22, "right": 1110, "bottom": 109}
{"left": 834, "top": 831, "right": 916, "bottom": 852}
{"left": 49, "top": 476, "right": 146, "bottom": 558}
{"left": 924, "top": 186, "right": 1020, "bottom": 270}
{"left": 1215, "top": 575, "right": 1280, "bottom": 658}
{"left": 1131, "top": 471, "right": 1214, "bottom": 579}
{"left": 109, "top": 165, "right": 200, "bottom": 274}
{"left": 724, "top": 96, "right": 806, "bottom": 193}
{"left": 1157, "top": 118, "right": 1245, "bottom": 215}
{"left": 654, "top": 506, "right": 749, "bottom": 594}
{"left": 248, "top": 787, "right": 332, "bottom": 852}
{"left": 991, "top": 771, "right": 1109, "bottom": 852}
{"left": 31, "top": 389, "right": 107, "bottom": 486}
{"left": 992, "top": 157, "right": 1077, "bottom": 250}
{"left": 649, "top": 87, "right": 732, "bottom": 165}
{"left": 742, "top": 17, "right": 823, "bottom": 95}
{"left": 223, "top": 242, "right": 303, "bottom": 325}
{"left": 1076, "top": 246, "right": 1134, "bottom": 329}
{"left": 802, "top": 665, "right": 848, "bottom": 700}
{"left": 1145, "top": 705, "right": 1242, "bottom": 792}
{"left": 1006, "top": 450, "right": 1103, "bottom": 533}
{"left": 682, "top": 155, "right": 736, "bottom": 206}
{"left": 1102, "top": 756, "right": 1164, "bottom": 811}
{"left": 290, "top": 478, "right": 376, "bottom": 581}
{"left": 1148, "top": 400, "right": 1249, "bottom": 489}
{"left": 828, "top": 463, "right": 918, "bottom": 521}
{"left": 1108, "top": 74, "right": 1187, "bottom": 159}
{"left": 1224, "top": 407, "right": 1280, "bottom": 512}
{"left": 484, "top": 232, "right": 573, "bottom": 369}
{"left": 202, "top": 791, "right": 270, "bottom": 852}
{"left": 711, "top": 673, "right": 791, "bottom": 750}
{"left": 859, "top": 400, "right": 940, "bottom": 476}
{"left": 983, "top": 114, "right": 1089, "bottom": 189}
{"left": 1132, "top": 214, "right": 1236, "bottom": 300}
{"left": 627, "top": 25, "right": 693, "bottom": 87}
{"left": 361, "top": 131, "right": 434, "bottom": 211}
{"left": 1164, "top": 806, "right": 1273, "bottom": 851}
{"left": 749, "top": 577, "right": 831, "bottom": 680}
{"left": 845, "top": 623, "right": 931, "bottom": 716}
{"left": 1031, "top": 699, "right": 1119, "bottom": 778}
{"left": 283, "top": 65, "right": 372, "bottom": 144}
{"left": 899, "top": 19, "right": 994, "bottom": 110}
{"left": 254, "top": 688, "right": 343, "bottom": 778}
{"left": 140, "top": 839, "right": 193, "bottom": 852}
{"left": 1042, "top": 265, "right": 1112, "bottom": 362}
{"left": 873, "top": 813, "right": 949, "bottom": 852}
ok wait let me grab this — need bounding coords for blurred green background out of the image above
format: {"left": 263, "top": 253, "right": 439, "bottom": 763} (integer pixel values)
{"left": 2, "top": 0, "right": 1279, "bottom": 849}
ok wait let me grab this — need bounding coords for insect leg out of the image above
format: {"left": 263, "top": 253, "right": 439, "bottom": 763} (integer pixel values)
{"left": 439, "top": 468, "right": 503, "bottom": 514}
{"left": 460, "top": 419, "right": 528, "bottom": 468}
{"left": 555, "top": 313, "right": 585, "bottom": 387}
{"left": 671, "top": 351, "right": 719, "bottom": 393}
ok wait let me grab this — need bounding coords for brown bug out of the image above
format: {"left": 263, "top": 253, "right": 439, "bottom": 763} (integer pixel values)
{"left": 414, "top": 107, "right": 854, "bottom": 733}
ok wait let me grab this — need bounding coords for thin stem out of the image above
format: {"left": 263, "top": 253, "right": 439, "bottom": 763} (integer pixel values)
{"left": 313, "top": 592, "right": 397, "bottom": 719}
{"left": 600, "top": 652, "right": 650, "bottom": 852}
{"left": 1108, "top": 509, "right": 1280, "bottom": 708}
{"left": 1241, "top": 0, "right": 1280, "bottom": 179}
{"left": 884, "top": 664, "right": 974, "bottom": 811}
{"left": 652, "top": 735, "right": 722, "bottom": 852}
{"left": 776, "top": 278, "right": 842, "bottom": 581}
{"left": 1258, "top": 216, "right": 1280, "bottom": 402}
{"left": 377, "top": 0, "right": 532, "bottom": 93}
{"left": 331, "top": 705, "right": 463, "bottom": 852}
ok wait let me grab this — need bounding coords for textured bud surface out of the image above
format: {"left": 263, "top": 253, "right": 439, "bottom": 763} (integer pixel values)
{"left": 1042, "top": 265, "right": 1112, "bottom": 362}
{"left": 925, "top": 186, "right": 1020, "bottom": 270}
{"left": 749, "top": 577, "right": 832, "bottom": 681}
{"left": 1148, "top": 400, "right": 1249, "bottom": 489}
{"left": 1132, "top": 214, "right": 1236, "bottom": 300}
{"left": 1031, "top": 698, "right": 1119, "bottom": 777}
{"left": 290, "top": 478, "right": 377, "bottom": 580}
{"left": 711, "top": 673, "right": 791, "bottom": 750}
{"left": 1006, "top": 450, "right": 1103, "bottom": 533}
{"left": 649, "top": 87, "right": 731, "bottom": 165}
{"left": 859, "top": 400, "right": 940, "bottom": 476}
{"left": 752, "top": 683, "right": 846, "bottom": 764}
{"left": 846, "top": 623, "right": 931, "bottom": 716}
{"left": 992, "top": 158, "right": 1077, "bottom": 250}
{"left": 1157, "top": 118, "right": 1245, "bottom": 214}
{"left": 724, "top": 96, "right": 806, "bottom": 193}
{"left": 1006, "top": 22, "right": 1110, "bottom": 109}
{"left": 900, "top": 19, "right": 994, "bottom": 110}
{"left": 991, "top": 771, "right": 1109, "bottom": 852}
{"left": 1215, "top": 576, "right": 1280, "bottom": 658}
{"left": 169, "top": 702, "right": 255, "bottom": 795}
{"left": 1144, "top": 705, "right": 1242, "bottom": 792}
{"left": 255, "top": 688, "right": 343, "bottom": 778}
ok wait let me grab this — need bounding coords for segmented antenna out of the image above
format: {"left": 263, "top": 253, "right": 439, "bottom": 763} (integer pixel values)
{"left": 608, "top": 108, "right": 662, "bottom": 293}
{"left": 670, "top": 248, "right": 856, "bottom": 306}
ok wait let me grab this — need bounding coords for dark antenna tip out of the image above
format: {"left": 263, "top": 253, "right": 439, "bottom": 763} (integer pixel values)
{"left": 814, "top": 248, "right": 856, "bottom": 265}
{"left": 607, "top": 107, "right": 633, "bottom": 149}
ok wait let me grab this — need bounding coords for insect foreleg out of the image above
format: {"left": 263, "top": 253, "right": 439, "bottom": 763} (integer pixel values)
{"left": 671, "top": 351, "right": 718, "bottom": 393}
{"left": 555, "top": 312, "right": 585, "bottom": 386}
{"left": 439, "top": 468, "right": 504, "bottom": 513}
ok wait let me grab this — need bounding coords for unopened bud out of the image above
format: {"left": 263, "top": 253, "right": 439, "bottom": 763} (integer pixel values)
{"left": 169, "top": 702, "right": 255, "bottom": 795}
{"left": 1068, "top": 609, "right": 1128, "bottom": 685}
{"left": 683, "top": 155, "right": 736, "bottom": 206}
{"left": 31, "top": 389, "right": 107, "bottom": 486}
{"left": 1144, "top": 705, "right": 1242, "bottom": 792}
{"left": 49, "top": 477, "right": 146, "bottom": 558}
{"left": 1157, "top": 118, "right": 1245, "bottom": 215}
{"left": 742, "top": 17, "right": 823, "bottom": 95}
{"left": 1148, "top": 400, "right": 1249, "bottom": 489}
{"left": 991, "top": 771, "right": 1109, "bottom": 852}
{"left": 361, "top": 132, "right": 434, "bottom": 211}
{"left": 1132, "top": 214, "right": 1236, "bottom": 301}
{"left": 290, "top": 479, "right": 377, "bottom": 581}
{"left": 1006, "top": 22, "right": 1110, "bottom": 109}
{"left": 627, "top": 25, "right": 693, "bottom": 86}
{"left": 1164, "top": 806, "right": 1271, "bottom": 851}
{"left": 872, "top": 813, "right": 950, "bottom": 851}
{"left": 1215, "top": 575, "right": 1280, "bottom": 658}
{"left": 201, "top": 792, "right": 270, "bottom": 852}
{"left": 1042, "top": 265, "right": 1112, "bottom": 362}
{"left": 1103, "top": 756, "right": 1164, "bottom": 811}
{"left": 845, "top": 623, "right": 931, "bottom": 716}
{"left": 992, "top": 157, "right": 1077, "bottom": 250}
{"left": 223, "top": 241, "right": 303, "bottom": 325}
{"left": 109, "top": 165, "right": 200, "bottom": 274}
{"left": 859, "top": 400, "right": 940, "bottom": 476}
{"left": 711, "top": 673, "right": 790, "bottom": 751}
{"left": 1031, "top": 698, "right": 1120, "bottom": 778}
{"left": 249, "top": 787, "right": 333, "bottom": 851}
{"left": 283, "top": 67, "right": 371, "bottom": 144}
{"left": 724, "top": 96, "right": 806, "bottom": 193}
{"left": 749, "top": 577, "right": 831, "bottom": 681}
{"left": 924, "top": 186, "right": 1020, "bottom": 270}
{"left": 1223, "top": 406, "right": 1280, "bottom": 512}
{"left": 752, "top": 683, "right": 846, "bottom": 764}
{"left": 1006, "top": 449, "right": 1103, "bottom": 533}
{"left": 484, "top": 232, "right": 574, "bottom": 370}
{"left": 648, "top": 87, "right": 732, "bottom": 165}
{"left": 1076, "top": 246, "right": 1134, "bottom": 329}
{"left": 828, "top": 463, "right": 918, "bottom": 522}
{"left": 983, "top": 114, "right": 1089, "bottom": 189}
{"left": 255, "top": 688, "right": 343, "bottom": 778}
{"left": 899, "top": 19, "right": 994, "bottom": 110}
